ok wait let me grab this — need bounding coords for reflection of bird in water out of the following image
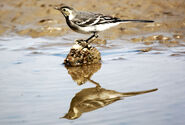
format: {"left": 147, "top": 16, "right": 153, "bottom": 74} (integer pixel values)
{"left": 62, "top": 87, "right": 158, "bottom": 120}
{"left": 64, "top": 63, "right": 158, "bottom": 120}
{"left": 65, "top": 63, "right": 101, "bottom": 86}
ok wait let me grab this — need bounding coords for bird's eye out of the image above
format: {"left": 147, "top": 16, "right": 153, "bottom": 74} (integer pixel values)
{"left": 62, "top": 8, "right": 67, "bottom": 12}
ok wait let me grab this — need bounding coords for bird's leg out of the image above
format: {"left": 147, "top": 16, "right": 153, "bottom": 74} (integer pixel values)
{"left": 85, "top": 32, "right": 98, "bottom": 43}
{"left": 88, "top": 79, "right": 101, "bottom": 89}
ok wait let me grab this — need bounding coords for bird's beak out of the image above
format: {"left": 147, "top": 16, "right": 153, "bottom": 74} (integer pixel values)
{"left": 53, "top": 5, "right": 60, "bottom": 10}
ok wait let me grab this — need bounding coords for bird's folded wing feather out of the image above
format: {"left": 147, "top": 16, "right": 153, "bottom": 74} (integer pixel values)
{"left": 72, "top": 12, "right": 120, "bottom": 27}
{"left": 95, "top": 15, "right": 121, "bottom": 24}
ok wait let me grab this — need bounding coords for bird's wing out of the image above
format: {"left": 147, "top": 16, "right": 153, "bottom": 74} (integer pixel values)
{"left": 72, "top": 12, "right": 121, "bottom": 27}
{"left": 95, "top": 15, "right": 121, "bottom": 25}
{"left": 72, "top": 12, "right": 102, "bottom": 27}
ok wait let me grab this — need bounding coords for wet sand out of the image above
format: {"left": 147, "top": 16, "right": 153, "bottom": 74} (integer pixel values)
{"left": 0, "top": 0, "right": 184, "bottom": 38}
{"left": 0, "top": 0, "right": 185, "bottom": 125}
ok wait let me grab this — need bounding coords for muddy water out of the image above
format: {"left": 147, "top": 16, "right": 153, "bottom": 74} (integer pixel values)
{"left": 0, "top": 34, "right": 185, "bottom": 125}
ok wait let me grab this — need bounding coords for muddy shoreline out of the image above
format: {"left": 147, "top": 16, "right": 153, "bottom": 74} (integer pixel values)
{"left": 0, "top": 0, "right": 184, "bottom": 39}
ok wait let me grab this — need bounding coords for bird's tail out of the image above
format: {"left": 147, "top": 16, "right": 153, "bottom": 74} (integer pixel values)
{"left": 119, "top": 19, "right": 154, "bottom": 23}
{"left": 121, "top": 88, "right": 158, "bottom": 97}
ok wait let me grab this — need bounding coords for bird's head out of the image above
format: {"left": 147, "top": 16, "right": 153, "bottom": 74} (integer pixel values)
{"left": 61, "top": 107, "right": 82, "bottom": 120}
{"left": 54, "top": 4, "right": 76, "bottom": 19}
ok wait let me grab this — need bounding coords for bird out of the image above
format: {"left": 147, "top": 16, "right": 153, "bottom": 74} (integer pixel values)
{"left": 54, "top": 4, "right": 154, "bottom": 43}
{"left": 61, "top": 87, "right": 158, "bottom": 120}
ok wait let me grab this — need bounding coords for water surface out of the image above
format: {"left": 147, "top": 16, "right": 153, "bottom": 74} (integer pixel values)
{"left": 0, "top": 35, "right": 185, "bottom": 125}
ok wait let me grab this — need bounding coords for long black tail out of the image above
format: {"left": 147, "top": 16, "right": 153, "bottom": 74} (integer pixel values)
{"left": 120, "top": 19, "right": 154, "bottom": 23}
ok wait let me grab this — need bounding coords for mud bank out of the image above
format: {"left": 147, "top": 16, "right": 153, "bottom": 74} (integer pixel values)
{"left": 0, "top": 0, "right": 184, "bottom": 38}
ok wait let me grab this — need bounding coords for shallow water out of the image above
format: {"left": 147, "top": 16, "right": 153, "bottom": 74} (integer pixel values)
{"left": 0, "top": 34, "right": 185, "bottom": 125}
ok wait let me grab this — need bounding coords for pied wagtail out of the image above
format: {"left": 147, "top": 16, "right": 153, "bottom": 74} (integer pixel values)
{"left": 54, "top": 4, "right": 154, "bottom": 42}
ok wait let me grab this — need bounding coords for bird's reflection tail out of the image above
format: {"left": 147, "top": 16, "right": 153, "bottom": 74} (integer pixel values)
{"left": 121, "top": 88, "right": 158, "bottom": 97}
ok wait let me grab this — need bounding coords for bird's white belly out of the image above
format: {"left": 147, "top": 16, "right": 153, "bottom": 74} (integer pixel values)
{"left": 95, "top": 23, "right": 120, "bottom": 31}
{"left": 79, "top": 22, "right": 120, "bottom": 33}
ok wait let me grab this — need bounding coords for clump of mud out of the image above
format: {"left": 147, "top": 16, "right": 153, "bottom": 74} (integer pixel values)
{"left": 64, "top": 40, "right": 101, "bottom": 66}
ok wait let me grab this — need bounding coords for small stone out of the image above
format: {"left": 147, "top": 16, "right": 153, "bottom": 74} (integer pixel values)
{"left": 162, "top": 36, "right": 171, "bottom": 41}
{"left": 91, "top": 38, "right": 107, "bottom": 45}
{"left": 143, "top": 36, "right": 156, "bottom": 42}
{"left": 139, "top": 47, "right": 152, "bottom": 52}
{"left": 155, "top": 35, "right": 163, "bottom": 40}
{"left": 173, "top": 34, "right": 183, "bottom": 39}
{"left": 170, "top": 53, "right": 181, "bottom": 56}
{"left": 143, "top": 41, "right": 153, "bottom": 45}
{"left": 131, "top": 37, "right": 143, "bottom": 42}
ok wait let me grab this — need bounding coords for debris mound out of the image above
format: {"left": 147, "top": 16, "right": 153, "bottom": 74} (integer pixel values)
{"left": 64, "top": 40, "right": 101, "bottom": 66}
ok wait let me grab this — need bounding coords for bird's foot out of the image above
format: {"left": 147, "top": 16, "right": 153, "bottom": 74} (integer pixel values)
{"left": 75, "top": 39, "right": 89, "bottom": 48}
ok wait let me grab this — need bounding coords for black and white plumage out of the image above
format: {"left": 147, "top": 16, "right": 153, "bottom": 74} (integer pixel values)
{"left": 54, "top": 5, "right": 154, "bottom": 42}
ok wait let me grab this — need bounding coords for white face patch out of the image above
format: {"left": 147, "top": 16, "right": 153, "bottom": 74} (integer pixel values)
{"left": 67, "top": 9, "right": 75, "bottom": 20}
{"left": 61, "top": 8, "right": 76, "bottom": 20}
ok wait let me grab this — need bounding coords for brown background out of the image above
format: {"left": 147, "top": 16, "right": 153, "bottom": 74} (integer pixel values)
{"left": 0, "top": 0, "right": 184, "bottom": 38}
